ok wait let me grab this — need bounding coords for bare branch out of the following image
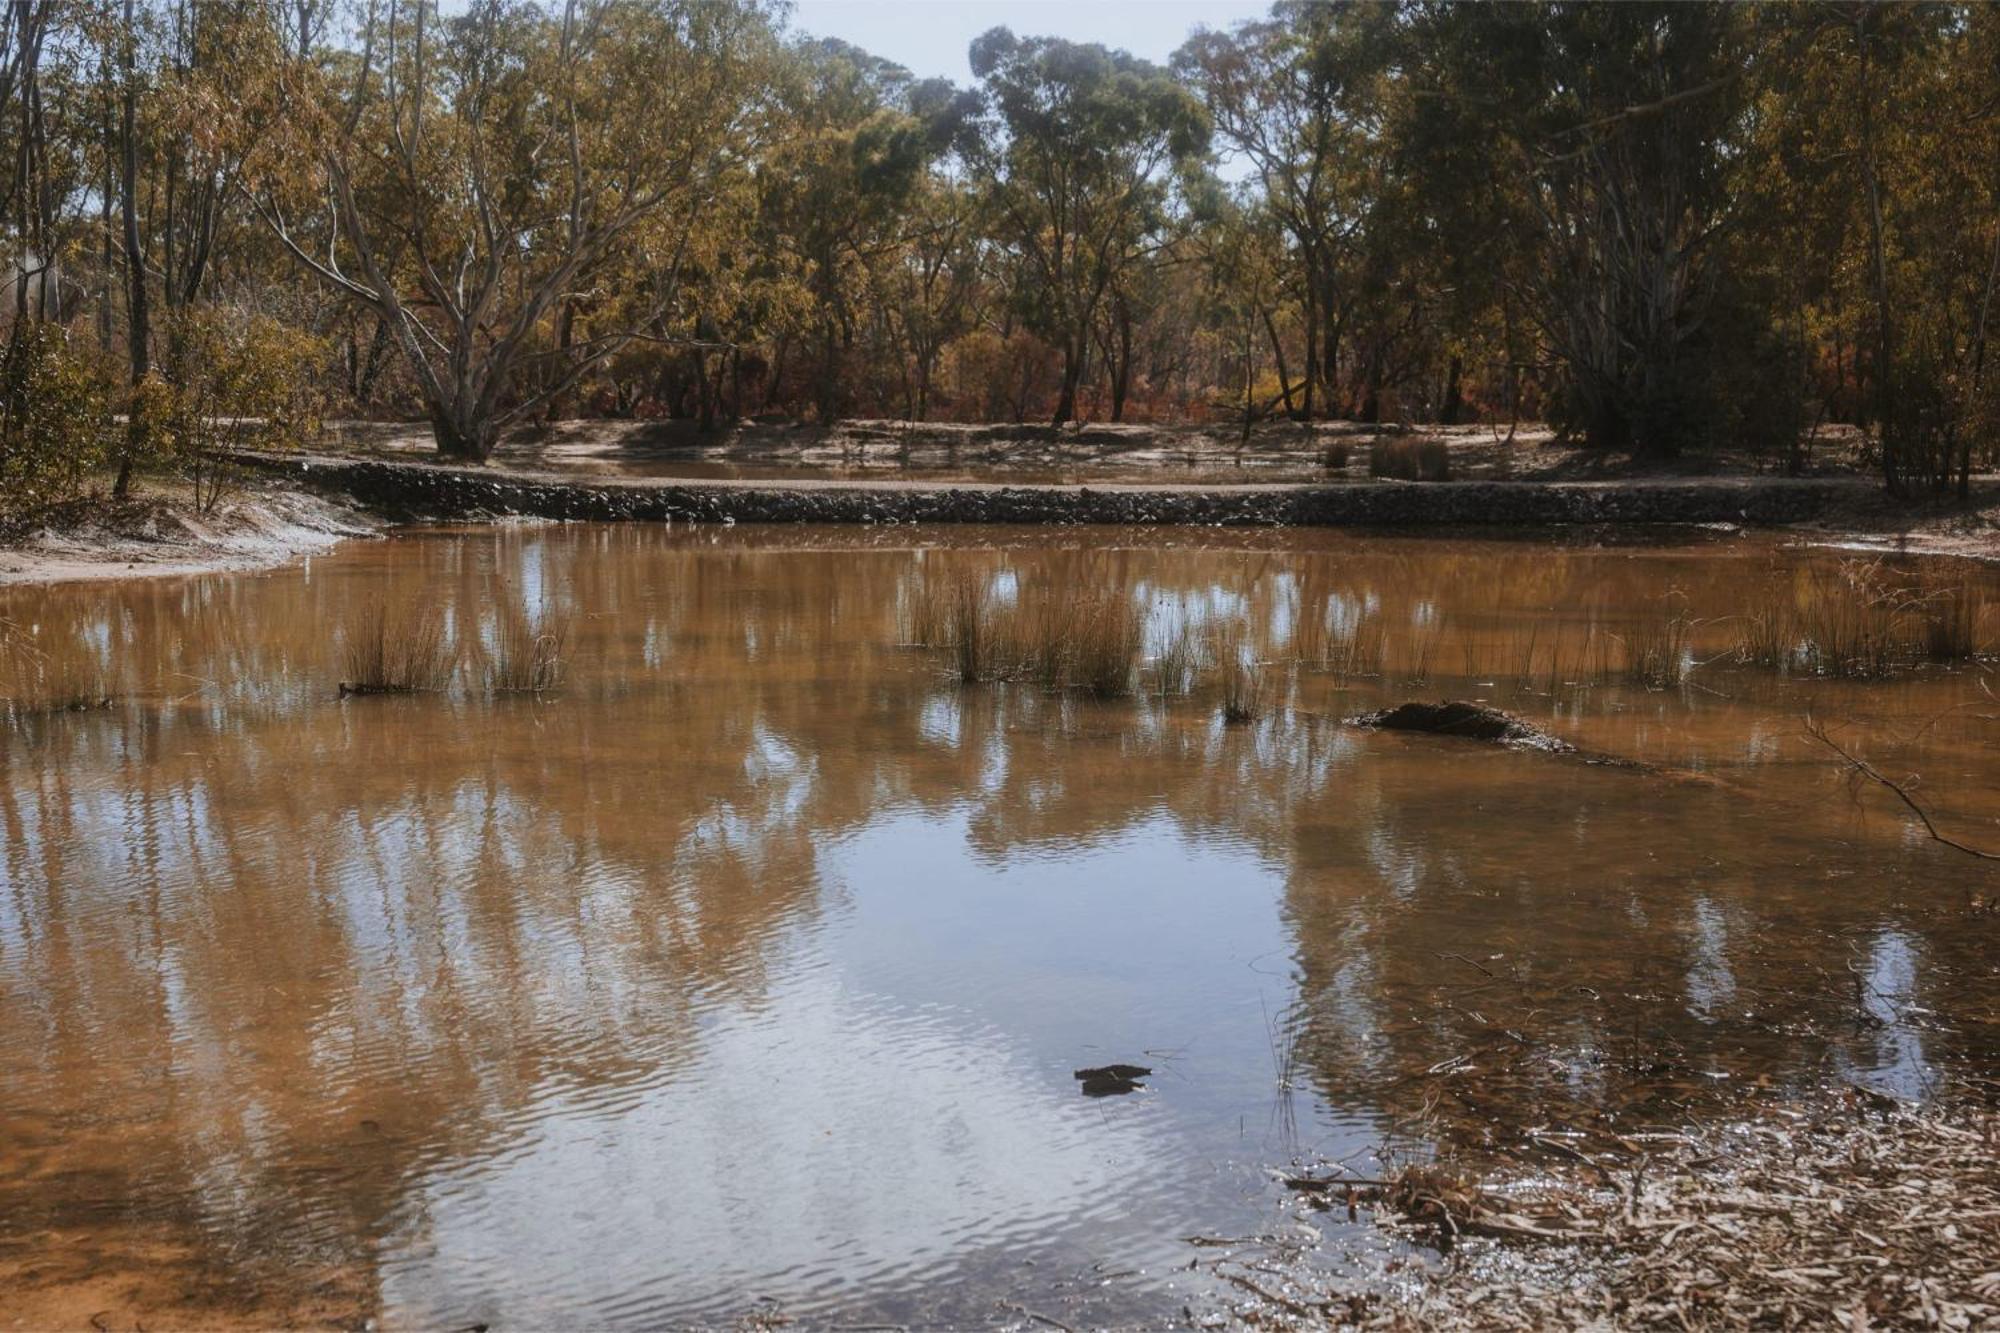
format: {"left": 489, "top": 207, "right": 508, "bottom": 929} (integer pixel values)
{"left": 1805, "top": 715, "right": 2000, "bottom": 863}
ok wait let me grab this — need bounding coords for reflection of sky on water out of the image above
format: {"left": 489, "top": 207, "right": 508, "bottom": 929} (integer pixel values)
{"left": 2, "top": 526, "right": 1996, "bottom": 1323}
{"left": 381, "top": 968, "right": 1182, "bottom": 1327}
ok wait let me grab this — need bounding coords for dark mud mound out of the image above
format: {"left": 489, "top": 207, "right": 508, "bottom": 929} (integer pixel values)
{"left": 1350, "top": 701, "right": 1575, "bottom": 754}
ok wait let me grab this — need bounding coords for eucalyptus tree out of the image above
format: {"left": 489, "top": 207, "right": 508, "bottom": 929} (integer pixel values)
{"left": 964, "top": 28, "right": 1208, "bottom": 426}
{"left": 755, "top": 38, "right": 967, "bottom": 422}
{"left": 1399, "top": 2, "right": 1767, "bottom": 456}
{"left": 1175, "top": 3, "right": 1397, "bottom": 420}
{"left": 251, "top": 0, "right": 774, "bottom": 460}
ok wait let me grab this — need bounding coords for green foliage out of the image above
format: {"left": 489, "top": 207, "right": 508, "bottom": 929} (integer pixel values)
{"left": 965, "top": 27, "right": 1210, "bottom": 424}
{"left": 147, "top": 307, "right": 332, "bottom": 512}
{"left": 0, "top": 0, "right": 1989, "bottom": 491}
{"left": 0, "top": 325, "right": 112, "bottom": 518}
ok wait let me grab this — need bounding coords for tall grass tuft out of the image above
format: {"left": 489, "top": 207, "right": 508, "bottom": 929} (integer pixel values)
{"left": 1798, "top": 562, "right": 1909, "bottom": 678}
{"left": 1401, "top": 618, "right": 1444, "bottom": 684}
{"left": 1622, "top": 605, "right": 1695, "bottom": 689}
{"left": 341, "top": 603, "right": 457, "bottom": 696}
{"left": 1544, "top": 623, "right": 1612, "bottom": 692}
{"left": 1213, "top": 620, "right": 1268, "bottom": 724}
{"left": 1068, "top": 594, "right": 1143, "bottom": 698}
{"left": 1331, "top": 613, "right": 1387, "bottom": 680}
{"left": 1914, "top": 578, "right": 1985, "bottom": 661}
{"left": 1153, "top": 615, "right": 1204, "bottom": 696}
{"left": 487, "top": 607, "right": 571, "bottom": 694}
{"left": 1369, "top": 437, "right": 1450, "bottom": 481}
{"left": 945, "top": 572, "right": 999, "bottom": 683}
{"left": 1735, "top": 592, "right": 1799, "bottom": 670}
{"left": 901, "top": 574, "right": 952, "bottom": 648}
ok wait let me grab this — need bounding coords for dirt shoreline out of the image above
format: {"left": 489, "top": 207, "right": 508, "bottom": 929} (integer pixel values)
{"left": 4, "top": 421, "right": 1997, "bottom": 588}
{"left": 0, "top": 481, "right": 378, "bottom": 587}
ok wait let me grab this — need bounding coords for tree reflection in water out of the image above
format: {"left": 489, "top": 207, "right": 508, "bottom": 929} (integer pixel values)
{"left": 1, "top": 525, "right": 1994, "bottom": 1325}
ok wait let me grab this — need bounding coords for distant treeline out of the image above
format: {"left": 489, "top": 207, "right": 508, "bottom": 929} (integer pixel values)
{"left": 0, "top": 1, "right": 1994, "bottom": 499}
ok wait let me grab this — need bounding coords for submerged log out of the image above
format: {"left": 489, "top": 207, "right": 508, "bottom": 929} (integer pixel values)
{"left": 1349, "top": 700, "right": 1574, "bottom": 753}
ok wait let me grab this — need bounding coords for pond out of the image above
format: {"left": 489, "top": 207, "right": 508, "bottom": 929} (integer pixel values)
{"left": 1, "top": 524, "right": 1995, "bottom": 1327}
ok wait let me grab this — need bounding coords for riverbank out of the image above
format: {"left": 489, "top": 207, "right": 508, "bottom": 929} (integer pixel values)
{"left": 232, "top": 447, "right": 1941, "bottom": 531}
{"left": 0, "top": 479, "right": 377, "bottom": 587}
{"left": 4, "top": 423, "right": 1997, "bottom": 587}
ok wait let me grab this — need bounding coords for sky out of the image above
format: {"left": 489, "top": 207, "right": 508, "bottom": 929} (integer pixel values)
{"left": 786, "top": 0, "right": 1274, "bottom": 86}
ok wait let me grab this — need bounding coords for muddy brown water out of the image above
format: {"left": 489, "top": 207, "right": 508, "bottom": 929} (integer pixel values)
{"left": 2, "top": 525, "right": 1996, "bottom": 1328}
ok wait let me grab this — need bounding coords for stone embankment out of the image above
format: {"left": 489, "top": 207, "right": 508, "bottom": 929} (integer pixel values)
{"left": 230, "top": 451, "right": 1871, "bottom": 529}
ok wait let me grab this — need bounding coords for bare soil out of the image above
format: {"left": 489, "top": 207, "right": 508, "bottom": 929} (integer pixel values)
{"left": 0, "top": 478, "right": 376, "bottom": 587}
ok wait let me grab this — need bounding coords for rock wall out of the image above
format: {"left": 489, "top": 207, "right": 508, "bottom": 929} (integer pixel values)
{"left": 232, "top": 452, "right": 1865, "bottom": 529}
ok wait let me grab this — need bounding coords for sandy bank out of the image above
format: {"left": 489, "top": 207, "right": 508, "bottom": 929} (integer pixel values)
{"left": 0, "top": 481, "right": 378, "bottom": 587}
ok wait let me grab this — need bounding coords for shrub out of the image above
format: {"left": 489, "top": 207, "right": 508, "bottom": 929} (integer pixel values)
{"left": 0, "top": 324, "right": 112, "bottom": 518}
{"left": 1369, "top": 437, "right": 1450, "bottom": 481}
{"left": 151, "top": 307, "right": 333, "bottom": 513}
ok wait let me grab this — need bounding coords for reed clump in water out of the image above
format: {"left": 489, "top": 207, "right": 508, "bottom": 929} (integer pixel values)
{"left": 1541, "top": 623, "right": 1613, "bottom": 693}
{"left": 1400, "top": 618, "right": 1444, "bottom": 684}
{"left": 901, "top": 574, "right": 952, "bottom": 648}
{"left": 1369, "top": 437, "right": 1450, "bottom": 481}
{"left": 1213, "top": 620, "right": 1268, "bottom": 724}
{"left": 1735, "top": 592, "right": 1800, "bottom": 670}
{"left": 340, "top": 604, "right": 457, "bottom": 696}
{"left": 1622, "top": 606, "right": 1695, "bottom": 689}
{"left": 1732, "top": 565, "right": 1990, "bottom": 676}
{"left": 1332, "top": 614, "right": 1388, "bottom": 680}
{"left": 487, "top": 607, "right": 571, "bottom": 694}
{"left": 1152, "top": 615, "right": 1204, "bottom": 697}
{"left": 1066, "top": 594, "right": 1143, "bottom": 698}
{"left": 1914, "top": 578, "right": 1986, "bottom": 661}
{"left": 944, "top": 572, "right": 1000, "bottom": 683}
{"left": 1797, "top": 562, "right": 1916, "bottom": 678}
{"left": 931, "top": 573, "right": 1144, "bottom": 698}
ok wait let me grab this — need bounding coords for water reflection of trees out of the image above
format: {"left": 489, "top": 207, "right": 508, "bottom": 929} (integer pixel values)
{"left": 1, "top": 527, "right": 1996, "bottom": 1300}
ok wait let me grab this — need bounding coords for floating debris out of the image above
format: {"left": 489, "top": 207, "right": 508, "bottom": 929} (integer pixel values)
{"left": 1074, "top": 1064, "right": 1151, "bottom": 1097}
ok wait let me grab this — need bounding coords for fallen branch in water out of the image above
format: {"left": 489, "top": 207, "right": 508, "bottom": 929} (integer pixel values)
{"left": 1805, "top": 714, "right": 2000, "bottom": 862}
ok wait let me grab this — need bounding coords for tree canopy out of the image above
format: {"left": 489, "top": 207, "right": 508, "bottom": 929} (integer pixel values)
{"left": 0, "top": 0, "right": 1991, "bottom": 489}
